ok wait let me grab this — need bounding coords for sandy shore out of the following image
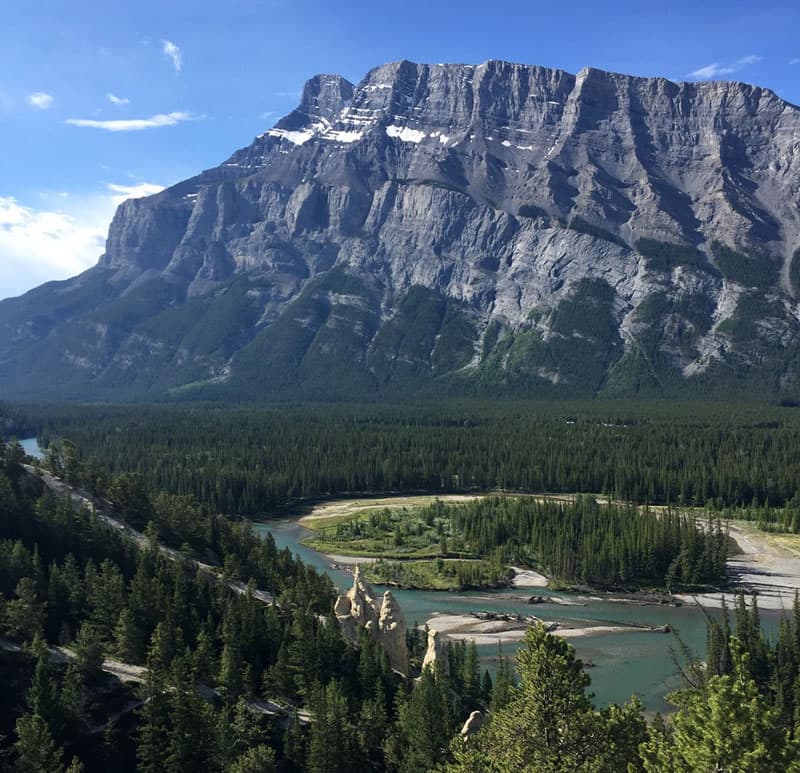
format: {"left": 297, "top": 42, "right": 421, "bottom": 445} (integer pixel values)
{"left": 424, "top": 612, "right": 656, "bottom": 645}
{"left": 299, "top": 494, "right": 486, "bottom": 527}
{"left": 510, "top": 565, "right": 549, "bottom": 588}
{"left": 675, "top": 522, "right": 800, "bottom": 611}
{"left": 324, "top": 553, "right": 377, "bottom": 566}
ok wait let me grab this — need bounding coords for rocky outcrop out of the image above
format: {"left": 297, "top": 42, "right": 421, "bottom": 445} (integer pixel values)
{"left": 335, "top": 567, "right": 408, "bottom": 674}
{"left": 3, "top": 59, "right": 800, "bottom": 400}
{"left": 460, "top": 710, "right": 484, "bottom": 739}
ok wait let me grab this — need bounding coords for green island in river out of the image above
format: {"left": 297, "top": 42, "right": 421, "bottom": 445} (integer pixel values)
{"left": 300, "top": 493, "right": 728, "bottom": 593}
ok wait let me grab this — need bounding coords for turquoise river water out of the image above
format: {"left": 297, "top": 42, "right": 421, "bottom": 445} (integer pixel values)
{"left": 256, "top": 517, "right": 783, "bottom": 713}
{"left": 16, "top": 436, "right": 783, "bottom": 712}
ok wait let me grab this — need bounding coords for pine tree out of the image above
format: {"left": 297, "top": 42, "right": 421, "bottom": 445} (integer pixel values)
{"left": 137, "top": 633, "right": 171, "bottom": 773}
{"left": 4, "top": 577, "right": 45, "bottom": 642}
{"left": 74, "top": 621, "right": 104, "bottom": 686}
{"left": 641, "top": 641, "right": 798, "bottom": 772}
{"left": 395, "top": 665, "right": 454, "bottom": 773}
{"left": 166, "top": 651, "right": 213, "bottom": 772}
{"left": 218, "top": 640, "right": 244, "bottom": 701}
{"left": 447, "top": 624, "right": 604, "bottom": 773}
{"left": 13, "top": 713, "right": 63, "bottom": 773}
{"left": 356, "top": 683, "right": 388, "bottom": 771}
{"left": 229, "top": 745, "right": 276, "bottom": 773}
{"left": 113, "top": 607, "right": 144, "bottom": 664}
{"left": 306, "top": 680, "right": 360, "bottom": 773}
{"left": 27, "top": 643, "right": 65, "bottom": 742}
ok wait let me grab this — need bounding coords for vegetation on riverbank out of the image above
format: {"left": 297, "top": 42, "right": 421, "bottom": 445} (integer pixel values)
{"left": 303, "top": 495, "right": 727, "bottom": 591}
{"left": 364, "top": 558, "right": 514, "bottom": 591}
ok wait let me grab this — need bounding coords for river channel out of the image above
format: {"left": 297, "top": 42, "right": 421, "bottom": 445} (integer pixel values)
{"left": 256, "top": 516, "right": 783, "bottom": 713}
{"left": 15, "top": 436, "right": 782, "bottom": 712}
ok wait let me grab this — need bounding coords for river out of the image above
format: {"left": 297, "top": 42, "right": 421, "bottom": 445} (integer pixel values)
{"left": 19, "top": 437, "right": 44, "bottom": 460}
{"left": 256, "top": 516, "right": 783, "bottom": 713}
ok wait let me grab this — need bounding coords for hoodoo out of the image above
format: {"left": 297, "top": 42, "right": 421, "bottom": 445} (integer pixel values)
{"left": 334, "top": 567, "right": 409, "bottom": 674}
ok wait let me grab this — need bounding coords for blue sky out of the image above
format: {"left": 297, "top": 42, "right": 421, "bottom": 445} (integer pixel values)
{"left": 2, "top": 0, "right": 799, "bottom": 300}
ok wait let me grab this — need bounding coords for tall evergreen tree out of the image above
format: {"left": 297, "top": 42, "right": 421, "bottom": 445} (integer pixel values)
{"left": 13, "top": 713, "right": 63, "bottom": 773}
{"left": 447, "top": 624, "right": 604, "bottom": 772}
{"left": 306, "top": 680, "right": 360, "bottom": 773}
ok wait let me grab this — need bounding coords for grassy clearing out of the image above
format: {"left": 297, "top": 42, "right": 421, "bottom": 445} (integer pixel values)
{"left": 731, "top": 521, "right": 800, "bottom": 558}
{"left": 301, "top": 498, "right": 482, "bottom": 561}
{"left": 299, "top": 494, "right": 486, "bottom": 529}
{"left": 365, "top": 558, "right": 514, "bottom": 591}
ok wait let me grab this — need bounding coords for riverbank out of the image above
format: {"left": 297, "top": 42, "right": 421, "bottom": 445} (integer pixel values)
{"left": 674, "top": 521, "right": 800, "bottom": 610}
{"left": 305, "top": 494, "right": 800, "bottom": 610}
{"left": 258, "top": 514, "right": 786, "bottom": 713}
{"left": 324, "top": 552, "right": 539, "bottom": 592}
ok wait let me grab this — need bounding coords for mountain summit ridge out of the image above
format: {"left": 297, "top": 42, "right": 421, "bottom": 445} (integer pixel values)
{"left": 2, "top": 59, "right": 800, "bottom": 401}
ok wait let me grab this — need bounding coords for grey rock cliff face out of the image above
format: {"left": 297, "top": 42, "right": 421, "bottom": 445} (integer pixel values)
{"left": 2, "top": 59, "right": 800, "bottom": 399}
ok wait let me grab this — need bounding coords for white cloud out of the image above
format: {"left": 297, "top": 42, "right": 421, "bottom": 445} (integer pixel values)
{"left": 107, "top": 182, "right": 164, "bottom": 205}
{"left": 26, "top": 92, "right": 54, "bottom": 109}
{"left": 790, "top": 58, "right": 800, "bottom": 65}
{"left": 689, "top": 55, "right": 762, "bottom": 80}
{"left": 65, "top": 111, "right": 193, "bottom": 131}
{"left": 107, "top": 93, "right": 130, "bottom": 105}
{"left": 0, "top": 197, "right": 107, "bottom": 298}
{"left": 162, "top": 39, "right": 182, "bottom": 73}
{"left": 0, "top": 181, "right": 167, "bottom": 300}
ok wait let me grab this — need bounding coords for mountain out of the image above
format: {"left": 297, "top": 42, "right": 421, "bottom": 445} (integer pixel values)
{"left": 2, "top": 60, "right": 800, "bottom": 401}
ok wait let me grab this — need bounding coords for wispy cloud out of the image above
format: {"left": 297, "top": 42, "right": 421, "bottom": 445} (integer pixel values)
{"left": 107, "top": 93, "right": 130, "bottom": 106}
{"left": 65, "top": 111, "right": 194, "bottom": 132}
{"left": 162, "top": 39, "right": 182, "bottom": 73}
{"left": 107, "top": 182, "right": 164, "bottom": 204}
{"left": 689, "top": 55, "right": 762, "bottom": 80}
{"left": 275, "top": 90, "right": 301, "bottom": 99}
{"left": 791, "top": 58, "right": 800, "bottom": 65}
{"left": 26, "top": 92, "right": 54, "bottom": 109}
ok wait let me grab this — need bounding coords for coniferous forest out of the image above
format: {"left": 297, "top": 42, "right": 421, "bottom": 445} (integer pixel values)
{"left": 7, "top": 400, "right": 800, "bottom": 517}
{"left": 2, "top": 401, "right": 800, "bottom": 770}
{"left": 307, "top": 496, "right": 727, "bottom": 590}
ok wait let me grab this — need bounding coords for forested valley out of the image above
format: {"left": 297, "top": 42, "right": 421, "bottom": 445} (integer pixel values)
{"left": 2, "top": 401, "right": 800, "bottom": 770}
{"left": 7, "top": 400, "right": 800, "bottom": 520}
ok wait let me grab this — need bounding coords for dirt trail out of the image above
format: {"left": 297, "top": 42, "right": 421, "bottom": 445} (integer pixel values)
{"left": 23, "top": 464, "right": 274, "bottom": 606}
{"left": 0, "top": 638, "right": 310, "bottom": 723}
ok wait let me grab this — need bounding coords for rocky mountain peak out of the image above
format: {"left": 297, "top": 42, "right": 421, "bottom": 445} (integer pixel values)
{"left": 279, "top": 73, "right": 356, "bottom": 131}
{"left": 2, "top": 59, "right": 800, "bottom": 402}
